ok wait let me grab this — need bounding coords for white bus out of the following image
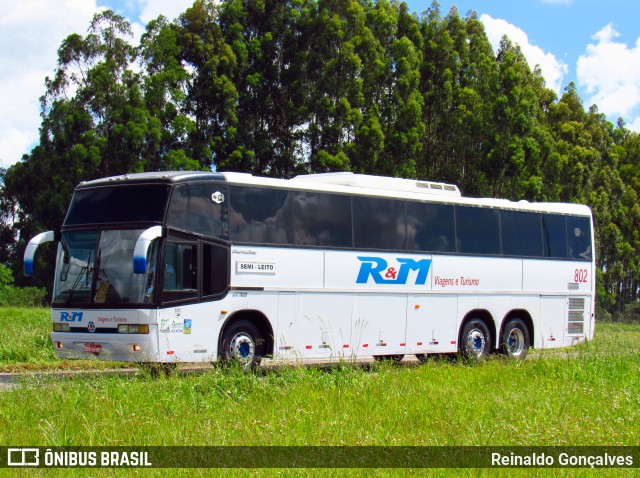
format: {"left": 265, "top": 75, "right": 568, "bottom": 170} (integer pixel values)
{"left": 24, "top": 171, "right": 595, "bottom": 368}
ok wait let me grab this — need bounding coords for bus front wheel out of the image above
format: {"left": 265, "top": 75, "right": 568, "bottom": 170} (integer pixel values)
{"left": 220, "top": 320, "right": 264, "bottom": 371}
{"left": 460, "top": 319, "right": 491, "bottom": 361}
{"left": 501, "top": 318, "right": 530, "bottom": 360}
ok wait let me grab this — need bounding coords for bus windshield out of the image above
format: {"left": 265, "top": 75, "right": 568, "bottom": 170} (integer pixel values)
{"left": 53, "top": 229, "right": 158, "bottom": 306}
{"left": 64, "top": 184, "right": 170, "bottom": 226}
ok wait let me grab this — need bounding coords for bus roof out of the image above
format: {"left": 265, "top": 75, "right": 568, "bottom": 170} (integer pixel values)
{"left": 77, "top": 171, "right": 225, "bottom": 187}
{"left": 77, "top": 171, "right": 592, "bottom": 217}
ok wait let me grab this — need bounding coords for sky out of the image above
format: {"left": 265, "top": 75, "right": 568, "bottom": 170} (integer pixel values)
{"left": 2, "top": 0, "right": 640, "bottom": 169}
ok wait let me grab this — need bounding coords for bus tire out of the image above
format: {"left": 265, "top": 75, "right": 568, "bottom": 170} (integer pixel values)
{"left": 220, "top": 320, "right": 264, "bottom": 371}
{"left": 501, "top": 318, "right": 530, "bottom": 360}
{"left": 460, "top": 319, "right": 491, "bottom": 361}
{"left": 415, "top": 354, "right": 429, "bottom": 362}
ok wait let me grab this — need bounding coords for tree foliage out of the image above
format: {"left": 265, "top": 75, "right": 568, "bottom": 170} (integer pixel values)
{"left": 2, "top": 0, "right": 640, "bottom": 312}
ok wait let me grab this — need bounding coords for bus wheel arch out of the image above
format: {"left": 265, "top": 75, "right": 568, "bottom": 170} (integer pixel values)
{"left": 218, "top": 310, "right": 274, "bottom": 368}
{"left": 458, "top": 310, "right": 495, "bottom": 361}
{"left": 500, "top": 311, "right": 533, "bottom": 360}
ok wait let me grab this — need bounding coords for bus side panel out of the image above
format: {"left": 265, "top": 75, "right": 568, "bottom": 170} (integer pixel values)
{"left": 524, "top": 260, "right": 593, "bottom": 346}
{"left": 538, "top": 296, "right": 566, "bottom": 349}
{"left": 157, "top": 301, "right": 227, "bottom": 362}
{"left": 325, "top": 250, "right": 434, "bottom": 292}
{"left": 523, "top": 260, "right": 592, "bottom": 295}
{"left": 406, "top": 294, "right": 458, "bottom": 354}
{"left": 581, "top": 297, "right": 593, "bottom": 343}
{"left": 277, "top": 292, "right": 353, "bottom": 359}
{"left": 275, "top": 291, "right": 297, "bottom": 359}
{"left": 354, "top": 293, "right": 407, "bottom": 356}
{"left": 232, "top": 247, "right": 324, "bottom": 290}
{"left": 429, "top": 256, "right": 523, "bottom": 292}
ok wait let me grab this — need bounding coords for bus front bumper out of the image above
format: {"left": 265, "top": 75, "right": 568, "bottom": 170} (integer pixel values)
{"left": 51, "top": 332, "right": 160, "bottom": 362}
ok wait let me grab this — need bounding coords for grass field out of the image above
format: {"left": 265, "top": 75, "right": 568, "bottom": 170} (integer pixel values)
{"left": 0, "top": 308, "right": 129, "bottom": 372}
{"left": 0, "top": 308, "right": 639, "bottom": 476}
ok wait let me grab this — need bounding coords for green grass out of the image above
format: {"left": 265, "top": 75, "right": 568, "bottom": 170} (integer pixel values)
{"left": 0, "top": 308, "right": 129, "bottom": 372}
{"left": 1, "top": 309, "right": 639, "bottom": 476}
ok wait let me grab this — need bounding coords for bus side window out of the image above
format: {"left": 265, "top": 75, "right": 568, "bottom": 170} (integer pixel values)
{"left": 501, "top": 210, "right": 543, "bottom": 257}
{"left": 542, "top": 214, "right": 567, "bottom": 259}
{"left": 202, "top": 242, "right": 228, "bottom": 297}
{"left": 566, "top": 216, "right": 592, "bottom": 260}
{"left": 406, "top": 201, "right": 454, "bottom": 253}
{"left": 353, "top": 196, "right": 405, "bottom": 250}
{"left": 456, "top": 206, "right": 500, "bottom": 255}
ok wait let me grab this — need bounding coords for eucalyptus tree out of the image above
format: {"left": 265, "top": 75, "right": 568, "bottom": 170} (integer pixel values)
{"left": 2, "top": 11, "right": 146, "bottom": 286}
{"left": 303, "top": 0, "right": 370, "bottom": 173}
{"left": 174, "top": 0, "right": 240, "bottom": 171}
{"left": 420, "top": 5, "right": 498, "bottom": 195}
{"left": 484, "top": 37, "right": 540, "bottom": 198}
{"left": 219, "top": 0, "right": 313, "bottom": 177}
{"left": 139, "top": 15, "right": 202, "bottom": 171}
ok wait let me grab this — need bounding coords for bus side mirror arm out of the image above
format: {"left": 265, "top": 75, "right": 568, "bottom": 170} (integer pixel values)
{"left": 133, "top": 226, "right": 164, "bottom": 274}
{"left": 24, "top": 231, "right": 59, "bottom": 276}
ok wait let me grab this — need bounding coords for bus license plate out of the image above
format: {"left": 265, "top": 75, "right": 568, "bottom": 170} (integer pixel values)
{"left": 84, "top": 343, "right": 102, "bottom": 354}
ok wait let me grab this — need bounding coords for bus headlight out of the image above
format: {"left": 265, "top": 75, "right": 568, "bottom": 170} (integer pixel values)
{"left": 53, "top": 323, "right": 70, "bottom": 332}
{"left": 117, "top": 324, "right": 149, "bottom": 334}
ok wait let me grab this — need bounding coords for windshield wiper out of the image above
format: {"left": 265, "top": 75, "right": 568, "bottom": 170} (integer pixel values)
{"left": 64, "top": 247, "right": 94, "bottom": 305}
{"left": 65, "top": 265, "right": 88, "bottom": 305}
{"left": 91, "top": 247, "right": 121, "bottom": 304}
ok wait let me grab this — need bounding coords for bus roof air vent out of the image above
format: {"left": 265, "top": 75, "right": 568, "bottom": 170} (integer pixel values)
{"left": 292, "top": 173, "right": 461, "bottom": 197}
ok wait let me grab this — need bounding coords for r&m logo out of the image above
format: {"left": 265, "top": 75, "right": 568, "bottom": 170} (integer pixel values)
{"left": 356, "top": 256, "right": 432, "bottom": 285}
{"left": 7, "top": 448, "right": 39, "bottom": 467}
{"left": 60, "top": 311, "right": 83, "bottom": 322}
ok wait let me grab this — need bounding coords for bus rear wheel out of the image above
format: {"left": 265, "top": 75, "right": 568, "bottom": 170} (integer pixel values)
{"left": 501, "top": 318, "right": 530, "bottom": 360}
{"left": 220, "top": 320, "right": 264, "bottom": 371}
{"left": 460, "top": 319, "right": 491, "bottom": 361}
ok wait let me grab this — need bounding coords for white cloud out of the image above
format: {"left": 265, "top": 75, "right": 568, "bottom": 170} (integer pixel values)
{"left": 0, "top": 0, "right": 99, "bottom": 169}
{"left": 128, "top": 0, "right": 195, "bottom": 45}
{"left": 0, "top": 0, "right": 201, "bottom": 169}
{"left": 628, "top": 116, "right": 640, "bottom": 132}
{"left": 137, "top": 0, "right": 195, "bottom": 24}
{"left": 480, "top": 14, "right": 568, "bottom": 95}
{"left": 577, "top": 23, "right": 640, "bottom": 127}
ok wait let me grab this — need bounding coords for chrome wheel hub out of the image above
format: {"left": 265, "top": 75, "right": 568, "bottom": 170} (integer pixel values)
{"left": 229, "top": 332, "right": 255, "bottom": 362}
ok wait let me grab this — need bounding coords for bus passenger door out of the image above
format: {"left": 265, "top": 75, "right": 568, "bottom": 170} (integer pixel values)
{"left": 157, "top": 238, "right": 229, "bottom": 362}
